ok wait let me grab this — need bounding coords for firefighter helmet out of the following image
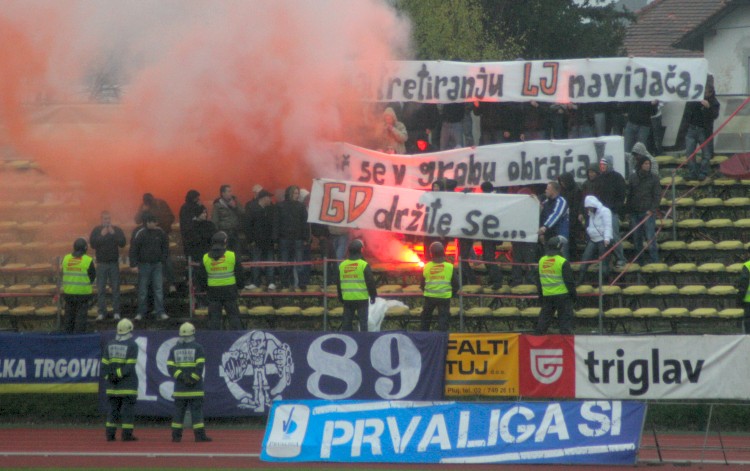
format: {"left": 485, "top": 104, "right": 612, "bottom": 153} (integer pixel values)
{"left": 116, "top": 318, "right": 133, "bottom": 335}
{"left": 179, "top": 322, "right": 196, "bottom": 337}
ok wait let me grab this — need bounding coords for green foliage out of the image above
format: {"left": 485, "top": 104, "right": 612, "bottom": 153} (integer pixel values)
{"left": 394, "top": 0, "right": 522, "bottom": 61}
{"left": 394, "top": 0, "right": 634, "bottom": 61}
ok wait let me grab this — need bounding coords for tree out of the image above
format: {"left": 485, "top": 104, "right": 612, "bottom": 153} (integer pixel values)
{"left": 394, "top": 0, "right": 633, "bottom": 61}
{"left": 394, "top": 0, "right": 522, "bottom": 61}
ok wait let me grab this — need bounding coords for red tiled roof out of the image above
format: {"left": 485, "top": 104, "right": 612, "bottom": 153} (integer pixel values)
{"left": 623, "top": 0, "right": 729, "bottom": 57}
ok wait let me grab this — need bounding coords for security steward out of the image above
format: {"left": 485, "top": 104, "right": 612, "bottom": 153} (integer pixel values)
{"left": 736, "top": 247, "right": 750, "bottom": 334}
{"left": 202, "top": 231, "right": 244, "bottom": 330}
{"left": 336, "top": 239, "right": 377, "bottom": 331}
{"left": 102, "top": 318, "right": 139, "bottom": 441}
{"left": 420, "top": 242, "right": 459, "bottom": 332}
{"left": 535, "top": 236, "right": 576, "bottom": 335}
{"left": 168, "top": 322, "right": 212, "bottom": 442}
{"left": 61, "top": 238, "right": 96, "bottom": 333}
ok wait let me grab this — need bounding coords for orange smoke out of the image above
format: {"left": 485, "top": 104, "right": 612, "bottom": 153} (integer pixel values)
{"left": 0, "top": 0, "right": 410, "bottom": 225}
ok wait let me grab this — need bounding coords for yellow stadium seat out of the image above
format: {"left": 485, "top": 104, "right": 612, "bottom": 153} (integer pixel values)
{"left": 676, "top": 219, "right": 705, "bottom": 229}
{"left": 328, "top": 307, "right": 344, "bottom": 317}
{"left": 575, "top": 308, "right": 600, "bottom": 319}
{"left": 511, "top": 284, "right": 537, "bottom": 295}
{"left": 520, "top": 307, "right": 541, "bottom": 317}
{"left": 464, "top": 307, "right": 492, "bottom": 317}
{"left": 650, "top": 285, "right": 679, "bottom": 296}
{"left": 661, "top": 307, "right": 688, "bottom": 318}
{"left": 403, "top": 284, "right": 423, "bottom": 294}
{"left": 302, "top": 306, "right": 324, "bottom": 317}
{"left": 276, "top": 306, "right": 302, "bottom": 316}
{"left": 707, "top": 285, "right": 737, "bottom": 296}
{"left": 35, "top": 306, "right": 58, "bottom": 317}
{"left": 576, "top": 285, "right": 595, "bottom": 295}
{"left": 718, "top": 308, "right": 744, "bottom": 319}
{"left": 386, "top": 305, "right": 410, "bottom": 316}
{"left": 705, "top": 219, "right": 732, "bottom": 229}
{"left": 378, "top": 284, "right": 403, "bottom": 294}
{"left": 9, "top": 306, "right": 35, "bottom": 316}
{"left": 456, "top": 284, "right": 480, "bottom": 295}
{"left": 633, "top": 307, "right": 660, "bottom": 318}
{"left": 482, "top": 285, "right": 510, "bottom": 294}
{"left": 697, "top": 263, "right": 726, "bottom": 273}
{"left": 654, "top": 155, "right": 676, "bottom": 166}
{"left": 0, "top": 305, "right": 9, "bottom": 316}
{"left": 660, "top": 241, "right": 687, "bottom": 251}
{"left": 605, "top": 308, "right": 632, "bottom": 318}
{"left": 724, "top": 197, "right": 750, "bottom": 207}
{"left": 247, "top": 305, "right": 275, "bottom": 316}
{"left": 689, "top": 308, "right": 718, "bottom": 318}
{"left": 734, "top": 219, "right": 750, "bottom": 228}
{"left": 194, "top": 307, "right": 208, "bottom": 317}
{"left": 641, "top": 263, "right": 668, "bottom": 274}
{"left": 678, "top": 285, "right": 707, "bottom": 296}
{"left": 669, "top": 262, "right": 697, "bottom": 273}
{"left": 715, "top": 240, "right": 744, "bottom": 250}
{"left": 727, "top": 263, "right": 744, "bottom": 273}
{"left": 622, "top": 285, "right": 650, "bottom": 296}
{"left": 599, "top": 285, "right": 622, "bottom": 296}
{"left": 493, "top": 306, "right": 520, "bottom": 318}
{"left": 695, "top": 197, "right": 722, "bottom": 208}
{"left": 686, "top": 240, "right": 715, "bottom": 250}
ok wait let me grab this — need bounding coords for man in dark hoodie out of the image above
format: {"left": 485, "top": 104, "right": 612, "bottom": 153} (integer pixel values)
{"left": 557, "top": 172, "right": 582, "bottom": 261}
{"left": 243, "top": 189, "right": 276, "bottom": 290}
{"left": 337, "top": 239, "right": 378, "bottom": 332}
{"left": 626, "top": 155, "right": 661, "bottom": 265}
{"left": 90, "top": 211, "right": 126, "bottom": 321}
{"left": 202, "top": 231, "right": 244, "bottom": 330}
{"left": 182, "top": 205, "right": 216, "bottom": 298}
{"left": 275, "top": 185, "right": 310, "bottom": 290}
{"left": 179, "top": 189, "right": 202, "bottom": 256}
{"left": 684, "top": 78, "right": 720, "bottom": 181}
{"left": 130, "top": 213, "right": 169, "bottom": 321}
{"left": 593, "top": 156, "right": 628, "bottom": 268}
{"left": 61, "top": 238, "right": 96, "bottom": 333}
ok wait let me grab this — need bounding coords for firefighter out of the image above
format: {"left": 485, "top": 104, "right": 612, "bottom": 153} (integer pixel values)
{"left": 102, "top": 318, "right": 139, "bottom": 441}
{"left": 535, "top": 236, "right": 577, "bottom": 335}
{"left": 420, "top": 242, "right": 459, "bottom": 332}
{"left": 336, "top": 239, "right": 377, "bottom": 331}
{"left": 61, "top": 238, "right": 96, "bottom": 333}
{"left": 202, "top": 231, "right": 244, "bottom": 330}
{"left": 168, "top": 322, "right": 212, "bottom": 442}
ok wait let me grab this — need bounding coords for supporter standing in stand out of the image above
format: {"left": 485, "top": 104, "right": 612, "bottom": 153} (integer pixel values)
{"left": 536, "top": 236, "right": 576, "bottom": 335}
{"left": 737, "top": 249, "right": 750, "bottom": 334}
{"left": 593, "top": 156, "right": 628, "bottom": 268}
{"left": 275, "top": 185, "right": 310, "bottom": 291}
{"left": 61, "top": 238, "right": 96, "bottom": 333}
{"left": 685, "top": 77, "right": 720, "bottom": 181}
{"left": 480, "top": 182, "right": 503, "bottom": 290}
{"left": 557, "top": 172, "right": 582, "bottom": 261}
{"left": 179, "top": 190, "right": 203, "bottom": 258}
{"left": 130, "top": 213, "right": 169, "bottom": 321}
{"left": 577, "top": 196, "right": 612, "bottom": 286}
{"left": 538, "top": 181, "right": 570, "bottom": 258}
{"left": 168, "top": 322, "right": 212, "bottom": 443}
{"left": 336, "top": 239, "right": 377, "bottom": 332}
{"left": 182, "top": 205, "right": 216, "bottom": 302}
{"left": 90, "top": 211, "right": 125, "bottom": 321}
{"left": 420, "top": 242, "right": 459, "bottom": 332}
{"left": 378, "top": 107, "right": 408, "bottom": 154}
{"left": 102, "top": 318, "right": 139, "bottom": 441}
{"left": 626, "top": 155, "right": 661, "bottom": 265}
{"left": 135, "top": 192, "right": 176, "bottom": 293}
{"left": 243, "top": 189, "right": 276, "bottom": 290}
{"left": 202, "top": 231, "right": 244, "bottom": 330}
{"left": 212, "top": 184, "right": 243, "bottom": 255}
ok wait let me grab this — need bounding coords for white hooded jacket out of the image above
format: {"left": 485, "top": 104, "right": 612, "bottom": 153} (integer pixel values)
{"left": 584, "top": 195, "right": 612, "bottom": 244}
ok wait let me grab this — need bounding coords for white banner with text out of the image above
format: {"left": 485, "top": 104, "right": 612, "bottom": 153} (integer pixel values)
{"left": 328, "top": 136, "right": 625, "bottom": 189}
{"left": 308, "top": 178, "right": 539, "bottom": 242}
{"left": 360, "top": 57, "right": 707, "bottom": 103}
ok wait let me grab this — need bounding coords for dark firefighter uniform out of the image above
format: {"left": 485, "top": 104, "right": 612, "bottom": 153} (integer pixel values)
{"left": 102, "top": 320, "right": 139, "bottom": 441}
{"left": 168, "top": 322, "right": 211, "bottom": 442}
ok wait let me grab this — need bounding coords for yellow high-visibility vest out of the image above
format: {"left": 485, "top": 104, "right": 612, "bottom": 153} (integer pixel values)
{"left": 203, "top": 251, "right": 237, "bottom": 287}
{"left": 539, "top": 255, "right": 569, "bottom": 296}
{"left": 424, "top": 262, "right": 453, "bottom": 299}
{"left": 62, "top": 254, "right": 93, "bottom": 295}
{"left": 339, "top": 259, "right": 369, "bottom": 301}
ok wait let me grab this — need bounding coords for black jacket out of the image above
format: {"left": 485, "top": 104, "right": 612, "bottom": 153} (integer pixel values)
{"left": 626, "top": 169, "right": 661, "bottom": 214}
{"left": 89, "top": 225, "right": 126, "bottom": 263}
{"left": 129, "top": 226, "right": 169, "bottom": 266}
{"left": 243, "top": 200, "right": 275, "bottom": 244}
{"left": 275, "top": 187, "right": 309, "bottom": 241}
{"left": 593, "top": 169, "right": 627, "bottom": 215}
